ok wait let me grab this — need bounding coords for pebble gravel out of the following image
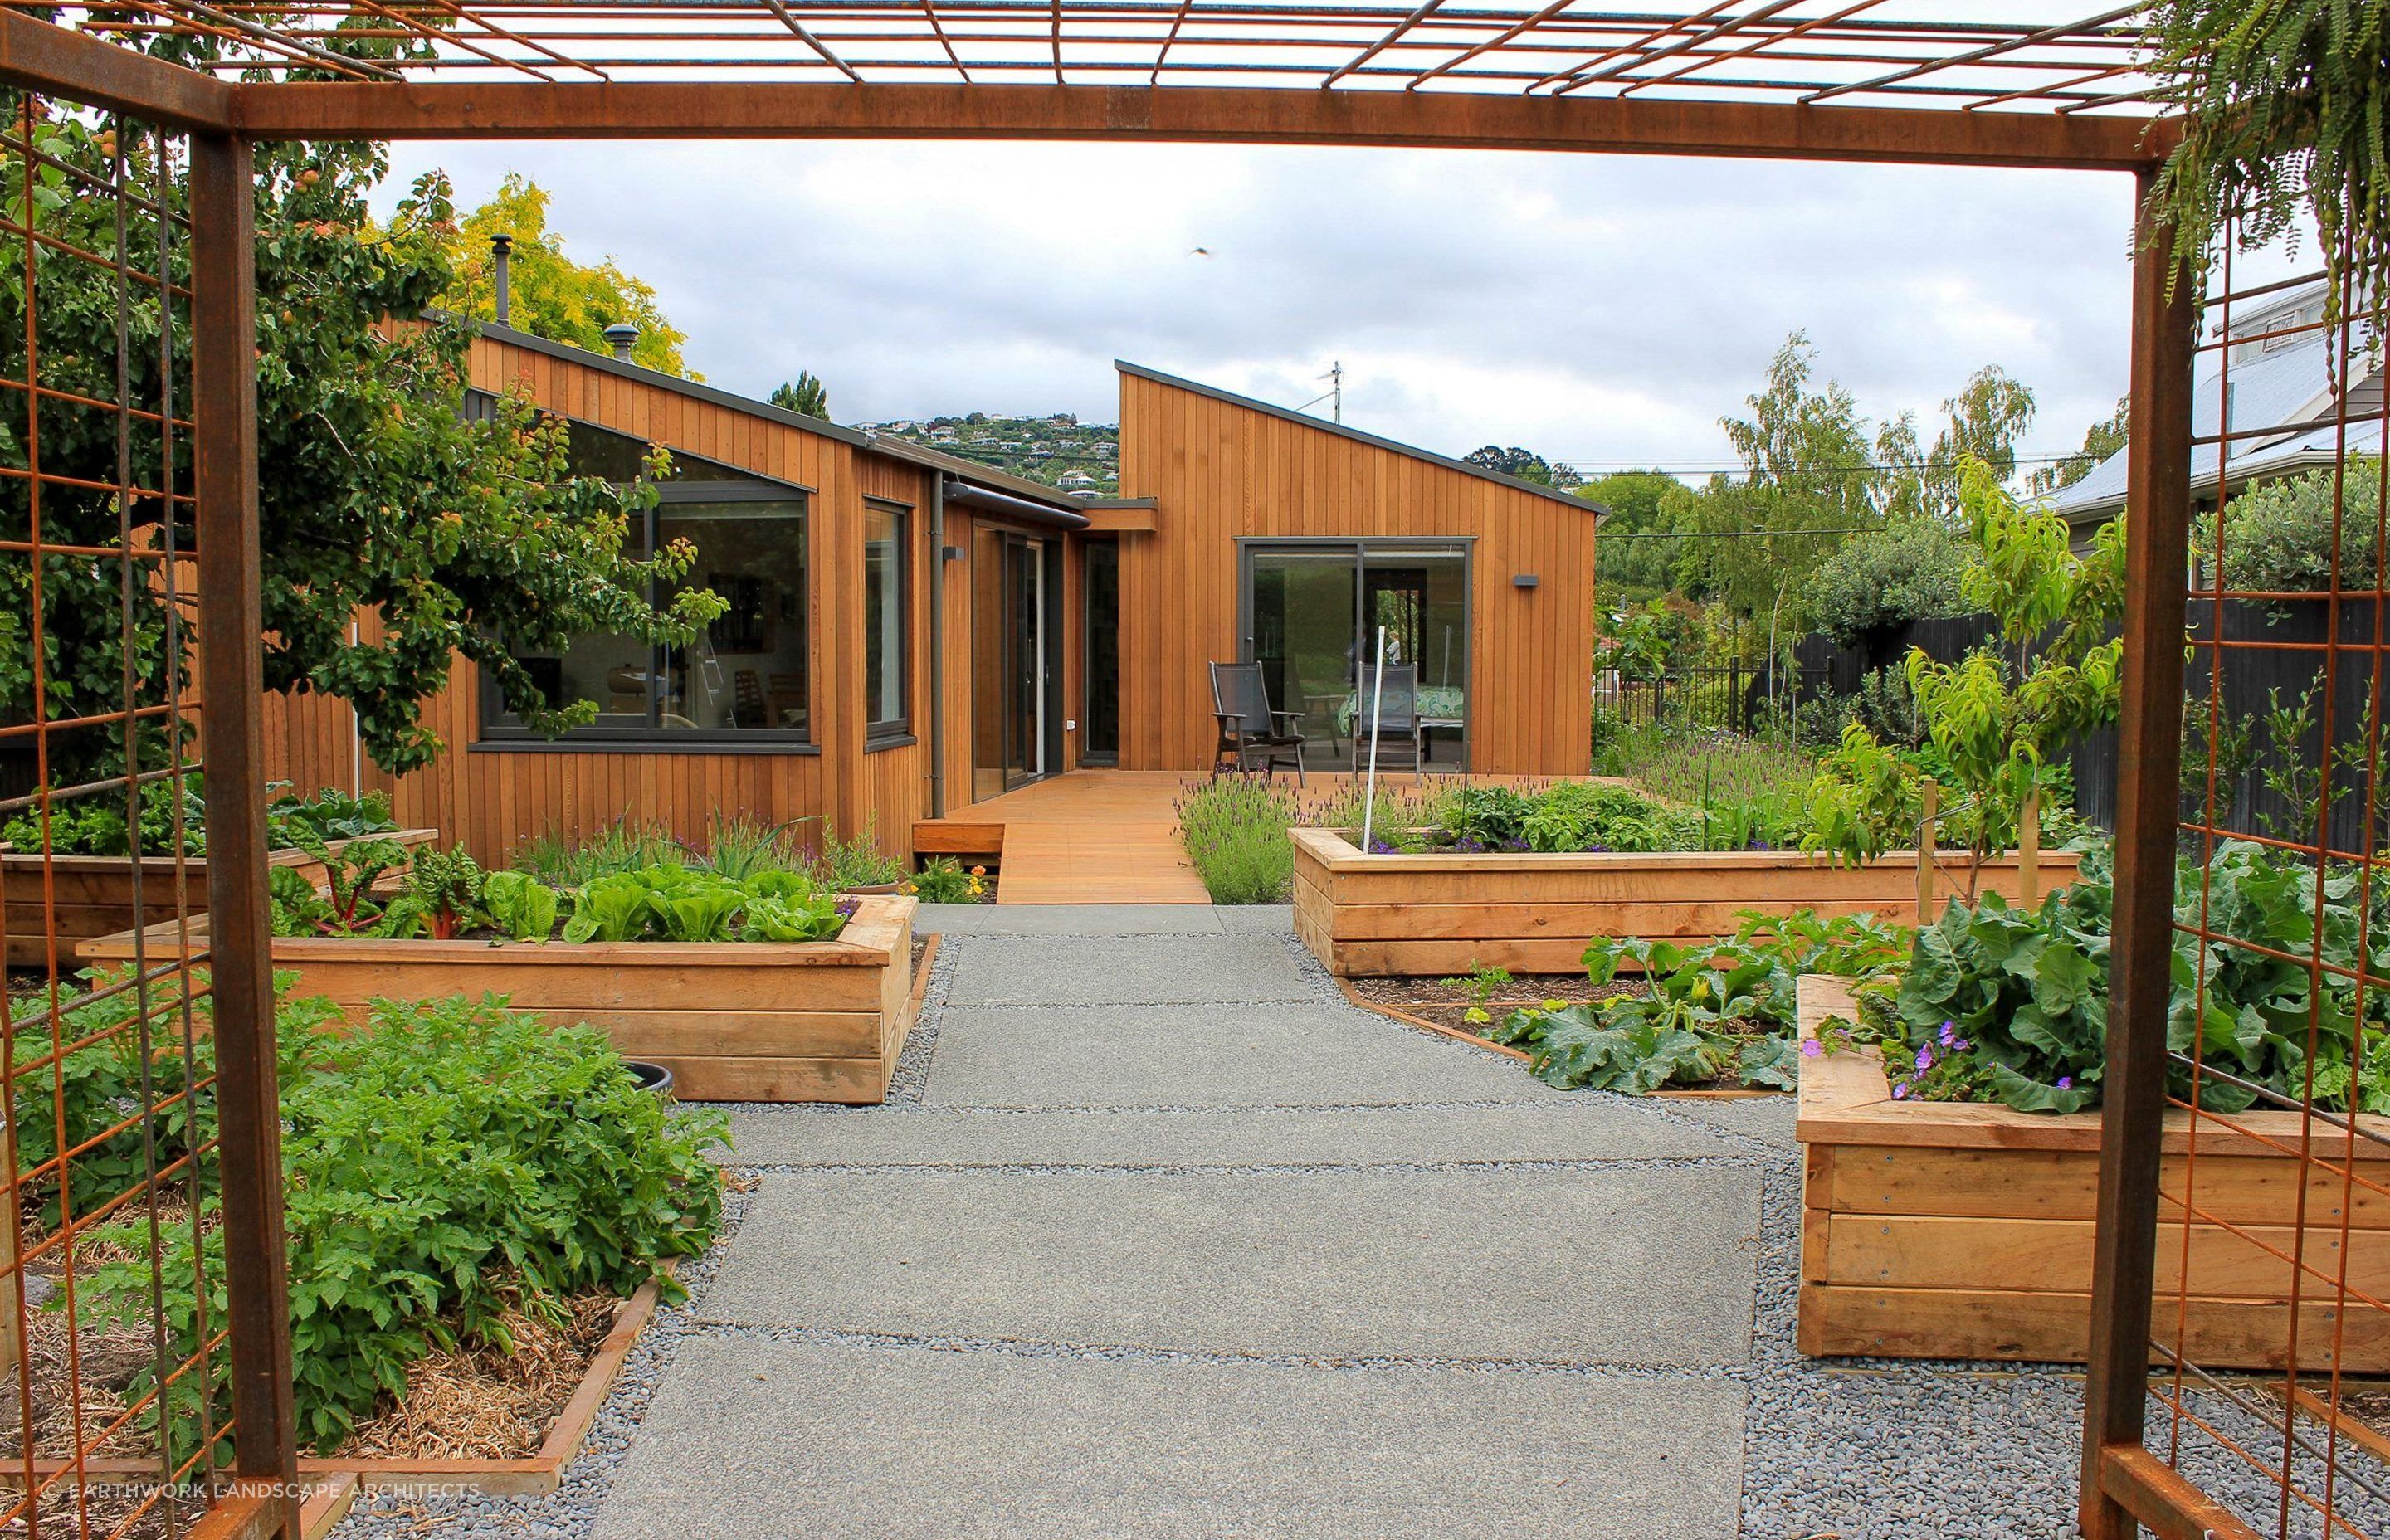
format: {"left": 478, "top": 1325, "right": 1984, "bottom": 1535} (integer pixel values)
{"left": 324, "top": 921, "right": 2390, "bottom": 1539}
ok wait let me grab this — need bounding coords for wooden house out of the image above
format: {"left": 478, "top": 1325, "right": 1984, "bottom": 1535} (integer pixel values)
{"left": 265, "top": 334, "right": 1600, "bottom": 862}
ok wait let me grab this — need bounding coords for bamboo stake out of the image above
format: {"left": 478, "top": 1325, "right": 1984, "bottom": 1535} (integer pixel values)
{"left": 1917, "top": 777, "right": 1939, "bottom": 924}
{"left": 2021, "top": 787, "right": 2041, "bottom": 907}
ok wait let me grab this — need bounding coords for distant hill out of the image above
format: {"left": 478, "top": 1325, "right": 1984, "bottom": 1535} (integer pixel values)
{"left": 861, "top": 412, "right": 1119, "bottom": 496}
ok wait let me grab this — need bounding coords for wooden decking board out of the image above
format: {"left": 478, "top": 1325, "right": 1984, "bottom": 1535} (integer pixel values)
{"left": 913, "top": 768, "right": 1573, "bottom": 907}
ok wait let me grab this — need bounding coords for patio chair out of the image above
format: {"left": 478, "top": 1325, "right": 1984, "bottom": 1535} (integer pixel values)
{"left": 1354, "top": 664, "right": 1423, "bottom": 776}
{"left": 1210, "top": 660, "right": 1307, "bottom": 783}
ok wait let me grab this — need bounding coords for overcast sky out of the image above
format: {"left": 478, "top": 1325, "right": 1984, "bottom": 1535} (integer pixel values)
{"left": 378, "top": 139, "right": 2162, "bottom": 479}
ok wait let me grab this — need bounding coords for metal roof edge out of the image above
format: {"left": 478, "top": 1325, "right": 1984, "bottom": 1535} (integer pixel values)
{"left": 1114, "top": 360, "right": 1602, "bottom": 513}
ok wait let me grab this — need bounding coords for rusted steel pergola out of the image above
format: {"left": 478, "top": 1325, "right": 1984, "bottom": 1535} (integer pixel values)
{"left": 0, "top": 6, "right": 2222, "bottom": 1538}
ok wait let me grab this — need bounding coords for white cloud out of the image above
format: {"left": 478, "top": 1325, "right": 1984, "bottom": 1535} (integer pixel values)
{"left": 379, "top": 138, "right": 2143, "bottom": 476}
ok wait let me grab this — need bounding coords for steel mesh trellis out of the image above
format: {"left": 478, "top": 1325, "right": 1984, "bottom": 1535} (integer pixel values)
{"left": 0, "top": 86, "right": 266, "bottom": 1540}
{"left": 2090, "top": 216, "right": 2390, "bottom": 1540}
{"left": 9, "top": 0, "right": 2164, "bottom": 110}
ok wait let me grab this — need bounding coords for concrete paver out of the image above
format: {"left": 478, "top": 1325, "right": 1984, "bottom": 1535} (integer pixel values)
{"left": 720, "top": 1099, "right": 1737, "bottom": 1167}
{"left": 593, "top": 1338, "right": 1746, "bottom": 1540}
{"left": 703, "top": 1165, "right": 1762, "bottom": 1366}
{"left": 923, "top": 1001, "right": 1560, "bottom": 1108}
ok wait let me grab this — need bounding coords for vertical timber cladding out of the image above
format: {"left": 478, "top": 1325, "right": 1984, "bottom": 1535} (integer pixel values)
{"left": 1112, "top": 366, "right": 1597, "bottom": 776}
{"left": 261, "top": 332, "right": 944, "bottom": 861}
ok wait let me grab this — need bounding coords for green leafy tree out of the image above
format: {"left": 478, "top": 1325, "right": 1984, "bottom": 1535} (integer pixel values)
{"left": 2028, "top": 396, "right": 2129, "bottom": 497}
{"left": 1583, "top": 469, "right": 1695, "bottom": 598}
{"left": 1466, "top": 445, "right": 1580, "bottom": 489}
{"left": 1686, "top": 331, "right": 1874, "bottom": 635}
{"left": 1803, "top": 459, "right": 2125, "bottom": 876}
{"left": 439, "top": 172, "right": 691, "bottom": 376}
{"left": 769, "top": 372, "right": 831, "bottom": 420}
{"left": 0, "top": 111, "right": 723, "bottom": 785}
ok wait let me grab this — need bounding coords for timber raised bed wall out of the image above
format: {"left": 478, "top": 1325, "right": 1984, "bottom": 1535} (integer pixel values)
{"left": 81, "top": 894, "right": 919, "bottom": 1104}
{"left": 1796, "top": 975, "right": 2390, "bottom": 1371}
{"left": 1290, "top": 827, "right": 2078, "bottom": 977}
{"left": 1, "top": 829, "right": 437, "bottom": 970}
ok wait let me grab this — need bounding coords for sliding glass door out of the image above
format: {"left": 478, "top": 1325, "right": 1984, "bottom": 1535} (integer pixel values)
{"left": 972, "top": 527, "right": 1052, "bottom": 798}
{"left": 1241, "top": 541, "right": 1469, "bottom": 770}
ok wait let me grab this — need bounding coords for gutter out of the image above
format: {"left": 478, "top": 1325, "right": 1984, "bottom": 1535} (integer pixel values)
{"left": 941, "top": 476, "right": 1092, "bottom": 530}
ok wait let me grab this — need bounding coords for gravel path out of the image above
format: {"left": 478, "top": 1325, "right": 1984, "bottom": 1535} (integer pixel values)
{"left": 328, "top": 907, "right": 2390, "bottom": 1539}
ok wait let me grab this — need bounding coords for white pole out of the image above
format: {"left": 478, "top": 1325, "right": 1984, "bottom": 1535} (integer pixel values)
{"left": 1360, "top": 624, "right": 1388, "bottom": 854}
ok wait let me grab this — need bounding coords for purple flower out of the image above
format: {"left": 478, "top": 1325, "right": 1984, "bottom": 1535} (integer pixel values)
{"left": 1368, "top": 839, "right": 1395, "bottom": 855}
{"left": 1799, "top": 1040, "right": 1823, "bottom": 1059}
{"left": 1938, "top": 1021, "right": 1958, "bottom": 1049}
{"left": 2056, "top": 1075, "right": 2073, "bottom": 1090}
{"left": 1891, "top": 1082, "right": 1910, "bottom": 1099}
{"left": 1953, "top": 1038, "right": 1970, "bottom": 1053}
{"left": 1914, "top": 1045, "right": 1934, "bottom": 1072}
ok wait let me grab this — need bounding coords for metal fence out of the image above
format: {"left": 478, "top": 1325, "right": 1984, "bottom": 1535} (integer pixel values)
{"left": 0, "top": 92, "right": 290, "bottom": 1539}
{"left": 1599, "top": 660, "right": 1832, "bottom": 735}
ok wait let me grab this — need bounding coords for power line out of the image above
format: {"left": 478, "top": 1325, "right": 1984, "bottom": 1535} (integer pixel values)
{"left": 1599, "top": 524, "right": 1890, "bottom": 539}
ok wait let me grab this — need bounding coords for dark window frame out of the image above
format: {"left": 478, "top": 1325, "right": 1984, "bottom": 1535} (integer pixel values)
{"left": 864, "top": 498, "right": 914, "bottom": 747}
{"left": 474, "top": 410, "right": 818, "bottom": 751}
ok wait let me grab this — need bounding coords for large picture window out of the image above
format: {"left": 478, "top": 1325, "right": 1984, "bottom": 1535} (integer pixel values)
{"left": 865, "top": 500, "right": 910, "bottom": 739}
{"left": 480, "top": 413, "right": 812, "bottom": 746}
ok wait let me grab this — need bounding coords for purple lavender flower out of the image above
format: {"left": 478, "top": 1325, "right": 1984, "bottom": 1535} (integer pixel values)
{"left": 1368, "top": 838, "right": 1395, "bottom": 855}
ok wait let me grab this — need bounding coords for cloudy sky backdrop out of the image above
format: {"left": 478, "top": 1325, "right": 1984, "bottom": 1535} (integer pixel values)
{"left": 378, "top": 139, "right": 2184, "bottom": 479}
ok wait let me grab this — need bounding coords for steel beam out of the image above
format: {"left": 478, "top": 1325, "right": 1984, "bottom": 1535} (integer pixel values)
{"left": 0, "top": 12, "right": 233, "bottom": 133}
{"left": 230, "top": 80, "right": 2170, "bottom": 169}
{"left": 2077, "top": 166, "right": 2199, "bottom": 1540}
{"left": 191, "top": 131, "right": 300, "bottom": 1540}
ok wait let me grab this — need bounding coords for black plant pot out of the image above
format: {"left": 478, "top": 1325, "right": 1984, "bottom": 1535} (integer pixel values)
{"left": 625, "top": 1060, "right": 675, "bottom": 1099}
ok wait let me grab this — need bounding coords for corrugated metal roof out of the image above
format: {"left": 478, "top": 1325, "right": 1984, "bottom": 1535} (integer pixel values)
{"left": 2054, "top": 285, "right": 2380, "bottom": 519}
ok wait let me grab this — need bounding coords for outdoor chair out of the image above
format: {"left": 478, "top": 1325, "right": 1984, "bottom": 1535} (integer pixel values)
{"left": 1210, "top": 660, "right": 1307, "bottom": 783}
{"left": 1354, "top": 664, "right": 1424, "bottom": 776}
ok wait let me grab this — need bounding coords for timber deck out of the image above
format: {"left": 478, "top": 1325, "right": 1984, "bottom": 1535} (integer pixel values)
{"left": 912, "top": 768, "right": 1580, "bottom": 906}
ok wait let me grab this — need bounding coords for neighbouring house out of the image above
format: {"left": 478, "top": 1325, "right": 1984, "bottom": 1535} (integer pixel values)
{"left": 266, "top": 335, "right": 1601, "bottom": 865}
{"left": 2052, "top": 278, "right": 2385, "bottom": 548}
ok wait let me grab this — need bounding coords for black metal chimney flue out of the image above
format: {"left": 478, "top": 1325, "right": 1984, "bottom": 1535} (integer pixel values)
{"left": 490, "top": 232, "right": 512, "bottom": 327}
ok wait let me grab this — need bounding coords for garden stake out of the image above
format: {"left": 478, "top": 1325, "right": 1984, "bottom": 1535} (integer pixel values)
{"left": 1361, "top": 624, "right": 1388, "bottom": 855}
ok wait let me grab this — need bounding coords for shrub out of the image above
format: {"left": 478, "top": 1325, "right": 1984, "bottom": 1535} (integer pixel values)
{"left": 513, "top": 820, "right": 685, "bottom": 888}
{"left": 83, "top": 990, "right": 726, "bottom": 1456}
{"left": 1175, "top": 775, "right": 1301, "bottom": 904}
{"left": 2194, "top": 457, "right": 2385, "bottom": 606}
{"left": 1804, "top": 523, "right": 1974, "bottom": 647}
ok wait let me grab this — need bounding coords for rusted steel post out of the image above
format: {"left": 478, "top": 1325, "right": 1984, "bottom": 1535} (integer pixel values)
{"left": 2078, "top": 166, "right": 2199, "bottom": 1540}
{"left": 191, "top": 131, "right": 299, "bottom": 1535}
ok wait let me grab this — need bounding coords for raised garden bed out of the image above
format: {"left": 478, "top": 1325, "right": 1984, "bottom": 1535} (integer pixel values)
{"left": 1795, "top": 974, "right": 2390, "bottom": 1371}
{"left": 1290, "top": 826, "right": 2077, "bottom": 977}
{"left": 2, "top": 830, "right": 437, "bottom": 970}
{"left": 80, "top": 894, "right": 919, "bottom": 1104}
